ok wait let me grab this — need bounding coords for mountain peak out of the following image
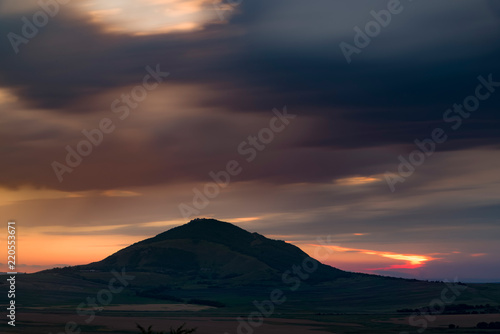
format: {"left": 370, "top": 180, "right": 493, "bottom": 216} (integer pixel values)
{"left": 150, "top": 217, "right": 254, "bottom": 244}
{"left": 186, "top": 218, "right": 241, "bottom": 229}
{"left": 189, "top": 218, "right": 225, "bottom": 224}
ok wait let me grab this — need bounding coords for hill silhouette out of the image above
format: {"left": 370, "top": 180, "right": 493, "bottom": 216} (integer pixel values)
{"left": 78, "top": 218, "right": 351, "bottom": 285}
{"left": 14, "top": 218, "right": 500, "bottom": 317}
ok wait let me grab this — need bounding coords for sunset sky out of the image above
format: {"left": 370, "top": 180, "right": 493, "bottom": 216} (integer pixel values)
{"left": 0, "top": 0, "right": 499, "bottom": 282}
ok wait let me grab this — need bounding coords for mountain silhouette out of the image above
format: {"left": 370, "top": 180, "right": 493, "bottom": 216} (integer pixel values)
{"left": 79, "top": 218, "right": 351, "bottom": 285}
{"left": 24, "top": 218, "right": 500, "bottom": 314}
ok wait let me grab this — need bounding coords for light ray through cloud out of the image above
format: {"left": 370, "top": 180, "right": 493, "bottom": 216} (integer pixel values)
{"left": 78, "top": 0, "right": 222, "bottom": 35}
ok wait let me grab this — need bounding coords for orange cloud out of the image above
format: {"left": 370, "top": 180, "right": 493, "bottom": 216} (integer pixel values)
{"left": 335, "top": 175, "right": 382, "bottom": 186}
{"left": 101, "top": 190, "right": 142, "bottom": 197}
{"left": 226, "top": 217, "right": 261, "bottom": 223}
{"left": 0, "top": 88, "right": 17, "bottom": 104}
{"left": 470, "top": 253, "right": 487, "bottom": 257}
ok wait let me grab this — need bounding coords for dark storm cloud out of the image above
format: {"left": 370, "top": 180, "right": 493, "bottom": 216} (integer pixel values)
{"left": 0, "top": 0, "right": 499, "bottom": 191}
{"left": 1, "top": 1, "right": 499, "bottom": 126}
{"left": 216, "top": 0, "right": 500, "bottom": 149}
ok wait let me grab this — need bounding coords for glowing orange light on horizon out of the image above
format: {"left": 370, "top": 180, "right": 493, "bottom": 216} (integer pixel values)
{"left": 305, "top": 244, "right": 437, "bottom": 270}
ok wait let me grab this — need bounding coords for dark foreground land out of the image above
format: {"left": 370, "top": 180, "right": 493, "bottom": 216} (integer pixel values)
{"left": 2, "top": 270, "right": 500, "bottom": 334}
{"left": 5, "top": 307, "right": 500, "bottom": 334}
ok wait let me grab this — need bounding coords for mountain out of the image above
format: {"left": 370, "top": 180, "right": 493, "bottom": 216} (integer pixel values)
{"left": 14, "top": 218, "right": 500, "bottom": 318}
{"left": 13, "top": 218, "right": 500, "bottom": 333}
{"left": 77, "top": 218, "right": 351, "bottom": 286}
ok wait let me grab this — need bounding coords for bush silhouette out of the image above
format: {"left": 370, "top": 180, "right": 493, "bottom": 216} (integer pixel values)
{"left": 476, "top": 321, "right": 500, "bottom": 329}
{"left": 137, "top": 323, "right": 197, "bottom": 334}
{"left": 477, "top": 322, "right": 489, "bottom": 329}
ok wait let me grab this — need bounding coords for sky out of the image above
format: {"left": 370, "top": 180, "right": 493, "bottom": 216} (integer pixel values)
{"left": 0, "top": 0, "right": 499, "bottom": 282}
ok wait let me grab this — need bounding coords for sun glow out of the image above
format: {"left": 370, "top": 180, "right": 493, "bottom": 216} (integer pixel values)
{"left": 0, "top": 88, "right": 17, "bottom": 104}
{"left": 79, "top": 0, "right": 222, "bottom": 35}
{"left": 305, "top": 244, "right": 437, "bottom": 270}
